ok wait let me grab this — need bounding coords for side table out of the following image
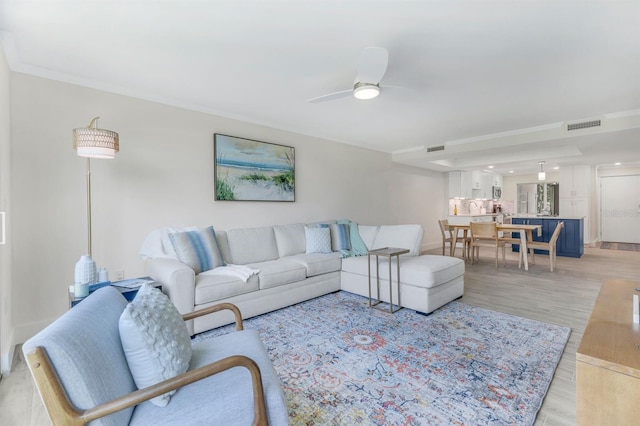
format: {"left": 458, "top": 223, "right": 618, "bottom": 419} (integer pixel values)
{"left": 368, "top": 247, "right": 410, "bottom": 313}
{"left": 70, "top": 277, "right": 160, "bottom": 308}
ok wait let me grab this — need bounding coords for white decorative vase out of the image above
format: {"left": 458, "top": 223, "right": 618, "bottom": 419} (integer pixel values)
{"left": 74, "top": 255, "right": 97, "bottom": 285}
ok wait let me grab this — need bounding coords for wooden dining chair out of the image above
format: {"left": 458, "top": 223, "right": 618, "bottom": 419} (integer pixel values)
{"left": 525, "top": 221, "right": 564, "bottom": 272}
{"left": 470, "top": 222, "right": 506, "bottom": 268}
{"left": 438, "top": 219, "right": 470, "bottom": 259}
{"left": 437, "top": 219, "right": 452, "bottom": 256}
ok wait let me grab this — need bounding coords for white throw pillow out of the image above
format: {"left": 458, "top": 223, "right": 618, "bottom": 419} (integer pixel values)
{"left": 305, "top": 226, "right": 332, "bottom": 254}
{"left": 119, "top": 284, "right": 192, "bottom": 407}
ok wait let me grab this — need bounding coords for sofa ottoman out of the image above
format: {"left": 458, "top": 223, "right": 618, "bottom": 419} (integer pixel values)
{"left": 341, "top": 251, "right": 465, "bottom": 315}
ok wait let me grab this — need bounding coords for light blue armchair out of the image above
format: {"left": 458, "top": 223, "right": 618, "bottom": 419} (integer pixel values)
{"left": 22, "top": 286, "right": 288, "bottom": 425}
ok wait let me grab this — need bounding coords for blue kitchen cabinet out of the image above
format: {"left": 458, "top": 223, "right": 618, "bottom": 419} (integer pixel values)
{"left": 510, "top": 217, "right": 583, "bottom": 258}
{"left": 557, "top": 218, "right": 584, "bottom": 258}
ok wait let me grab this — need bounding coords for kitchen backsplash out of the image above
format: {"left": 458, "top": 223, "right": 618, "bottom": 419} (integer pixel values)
{"left": 449, "top": 199, "right": 515, "bottom": 215}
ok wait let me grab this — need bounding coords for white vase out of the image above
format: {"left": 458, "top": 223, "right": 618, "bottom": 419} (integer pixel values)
{"left": 74, "top": 255, "right": 96, "bottom": 285}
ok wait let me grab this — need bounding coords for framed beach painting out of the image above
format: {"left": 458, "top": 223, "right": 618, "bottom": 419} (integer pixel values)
{"left": 214, "top": 134, "right": 295, "bottom": 201}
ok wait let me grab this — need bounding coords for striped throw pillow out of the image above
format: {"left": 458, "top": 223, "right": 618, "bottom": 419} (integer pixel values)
{"left": 330, "top": 223, "right": 351, "bottom": 251}
{"left": 168, "top": 226, "right": 225, "bottom": 274}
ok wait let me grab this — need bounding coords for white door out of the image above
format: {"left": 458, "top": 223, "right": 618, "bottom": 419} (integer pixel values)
{"left": 601, "top": 175, "right": 640, "bottom": 243}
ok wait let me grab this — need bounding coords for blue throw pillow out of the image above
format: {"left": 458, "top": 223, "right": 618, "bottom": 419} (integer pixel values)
{"left": 169, "top": 226, "right": 225, "bottom": 274}
{"left": 330, "top": 223, "right": 351, "bottom": 251}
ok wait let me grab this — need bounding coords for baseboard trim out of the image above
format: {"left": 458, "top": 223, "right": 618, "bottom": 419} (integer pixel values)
{"left": 421, "top": 241, "right": 441, "bottom": 253}
{"left": 0, "top": 329, "right": 15, "bottom": 375}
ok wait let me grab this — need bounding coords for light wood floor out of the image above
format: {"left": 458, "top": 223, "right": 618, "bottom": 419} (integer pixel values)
{"left": 1, "top": 245, "right": 638, "bottom": 425}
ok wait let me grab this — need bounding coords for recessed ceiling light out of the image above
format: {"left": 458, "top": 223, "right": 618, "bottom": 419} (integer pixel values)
{"left": 509, "top": 170, "right": 514, "bottom": 174}
{"left": 553, "top": 166, "right": 559, "bottom": 170}
{"left": 488, "top": 165, "right": 494, "bottom": 169}
{"left": 615, "top": 162, "right": 621, "bottom": 166}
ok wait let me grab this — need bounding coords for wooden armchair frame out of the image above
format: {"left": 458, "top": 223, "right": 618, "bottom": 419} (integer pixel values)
{"left": 25, "top": 303, "right": 268, "bottom": 426}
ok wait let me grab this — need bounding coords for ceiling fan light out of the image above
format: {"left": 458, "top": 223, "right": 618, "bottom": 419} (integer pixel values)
{"left": 353, "top": 83, "right": 380, "bottom": 100}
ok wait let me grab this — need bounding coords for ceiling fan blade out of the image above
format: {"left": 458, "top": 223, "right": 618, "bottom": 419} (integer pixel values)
{"left": 356, "top": 47, "right": 388, "bottom": 84}
{"left": 306, "top": 89, "right": 352, "bottom": 103}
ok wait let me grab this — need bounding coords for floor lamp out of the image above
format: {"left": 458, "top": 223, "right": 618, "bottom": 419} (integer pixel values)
{"left": 72, "top": 117, "right": 119, "bottom": 283}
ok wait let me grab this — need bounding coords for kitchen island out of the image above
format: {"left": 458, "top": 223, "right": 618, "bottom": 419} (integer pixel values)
{"left": 510, "top": 216, "right": 584, "bottom": 258}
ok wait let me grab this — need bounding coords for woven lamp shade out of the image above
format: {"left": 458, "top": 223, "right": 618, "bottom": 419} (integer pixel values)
{"left": 73, "top": 119, "right": 119, "bottom": 159}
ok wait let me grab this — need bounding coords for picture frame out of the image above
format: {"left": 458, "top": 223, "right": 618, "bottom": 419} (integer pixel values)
{"left": 214, "top": 134, "right": 295, "bottom": 202}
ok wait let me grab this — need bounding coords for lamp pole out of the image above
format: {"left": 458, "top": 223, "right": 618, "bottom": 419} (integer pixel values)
{"left": 73, "top": 116, "right": 119, "bottom": 260}
{"left": 86, "top": 157, "right": 92, "bottom": 257}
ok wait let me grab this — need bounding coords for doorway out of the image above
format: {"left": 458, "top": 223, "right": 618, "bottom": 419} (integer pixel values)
{"left": 601, "top": 175, "right": 640, "bottom": 244}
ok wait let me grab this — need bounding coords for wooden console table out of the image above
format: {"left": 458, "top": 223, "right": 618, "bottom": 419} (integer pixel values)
{"left": 576, "top": 278, "right": 640, "bottom": 425}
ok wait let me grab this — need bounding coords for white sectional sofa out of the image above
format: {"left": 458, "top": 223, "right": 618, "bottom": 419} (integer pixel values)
{"left": 141, "top": 222, "right": 465, "bottom": 335}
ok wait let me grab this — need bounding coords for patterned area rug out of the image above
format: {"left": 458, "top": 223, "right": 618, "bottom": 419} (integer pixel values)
{"left": 194, "top": 292, "right": 570, "bottom": 425}
{"left": 600, "top": 241, "right": 640, "bottom": 251}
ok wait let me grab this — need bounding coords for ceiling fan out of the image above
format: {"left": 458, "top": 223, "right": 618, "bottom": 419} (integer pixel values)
{"left": 307, "top": 47, "right": 392, "bottom": 103}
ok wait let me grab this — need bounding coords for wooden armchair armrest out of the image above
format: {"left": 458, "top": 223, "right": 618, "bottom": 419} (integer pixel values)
{"left": 183, "top": 302, "right": 244, "bottom": 331}
{"left": 26, "top": 346, "right": 267, "bottom": 426}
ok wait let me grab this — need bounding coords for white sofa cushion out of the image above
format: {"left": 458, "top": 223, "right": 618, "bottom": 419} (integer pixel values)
{"left": 194, "top": 270, "right": 260, "bottom": 305}
{"left": 226, "top": 226, "right": 279, "bottom": 264}
{"left": 371, "top": 224, "right": 423, "bottom": 256}
{"left": 119, "top": 284, "right": 192, "bottom": 407}
{"left": 273, "top": 223, "right": 306, "bottom": 257}
{"left": 248, "top": 260, "right": 307, "bottom": 290}
{"left": 280, "top": 253, "right": 342, "bottom": 277}
{"left": 341, "top": 255, "right": 464, "bottom": 289}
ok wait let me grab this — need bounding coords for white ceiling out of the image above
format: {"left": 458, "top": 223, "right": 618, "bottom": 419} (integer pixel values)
{"left": 2, "top": 0, "right": 640, "bottom": 175}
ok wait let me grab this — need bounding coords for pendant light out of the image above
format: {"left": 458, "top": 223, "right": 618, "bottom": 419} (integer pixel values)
{"left": 538, "top": 161, "right": 546, "bottom": 181}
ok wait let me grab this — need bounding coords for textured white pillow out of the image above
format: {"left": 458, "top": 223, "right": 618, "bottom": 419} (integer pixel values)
{"left": 305, "top": 226, "right": 332, "bottom": 254}
{"left": 119, "top": 284, "right": 192, "bottom": 407}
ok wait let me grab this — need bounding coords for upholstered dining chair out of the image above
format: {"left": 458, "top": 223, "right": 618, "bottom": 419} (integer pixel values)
{"left": 525, "top": 221, "right": 564, "bottom": 272}
{"left": 438, "top": 219, "right": 470, "bottom": 259}
{"left": 470, "top": 222, "right": 506, "bottom": 268}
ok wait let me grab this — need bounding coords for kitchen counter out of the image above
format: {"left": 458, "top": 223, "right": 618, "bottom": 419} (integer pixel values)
{"left": 510, "top": 215, "right": 586, "bottom": 220}
{"left": 450, "top": 213, "right": 501, "bottom": 217}
{"left": 448, "top": 214, "right": 503, "bottom": 225}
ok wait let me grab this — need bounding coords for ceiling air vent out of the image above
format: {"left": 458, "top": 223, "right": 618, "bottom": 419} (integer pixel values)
{"left": 567, "top": 120, "right": 601, "bottom": 131}
{"left": 426, "top": 145, "right": 445, "bottom": 152}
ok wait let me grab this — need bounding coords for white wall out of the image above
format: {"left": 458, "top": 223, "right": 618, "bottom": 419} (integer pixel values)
{"left": 8, "top": 73, "right": 446, "bottom": 348}
{"left": 0, "top": 42, "right": 14, "bottom": 374}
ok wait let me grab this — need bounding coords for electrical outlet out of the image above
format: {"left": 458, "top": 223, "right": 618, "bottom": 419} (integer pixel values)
{"left": 115, "top": 270, "right": 125, "bottom": 281}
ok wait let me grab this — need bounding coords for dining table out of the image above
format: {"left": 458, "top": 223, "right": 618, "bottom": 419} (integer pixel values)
{"left": 449, "top": 222, "right": 543, "bottom": 271}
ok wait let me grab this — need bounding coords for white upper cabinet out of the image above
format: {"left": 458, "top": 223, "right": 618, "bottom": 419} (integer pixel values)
{"left": 560, "top": 165, "right": 592, "bottom": 199}
{"left": 470, "top": 171, "right": 482, "bottom": 189}
{"left": 448, "top": 171, "right": 472, "bottom": 199}
{"left": 449, "top": 171, "right": 502, "bottom": 199}
{"left": 493, "top": 174, "right": 503, "bottom": 189}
